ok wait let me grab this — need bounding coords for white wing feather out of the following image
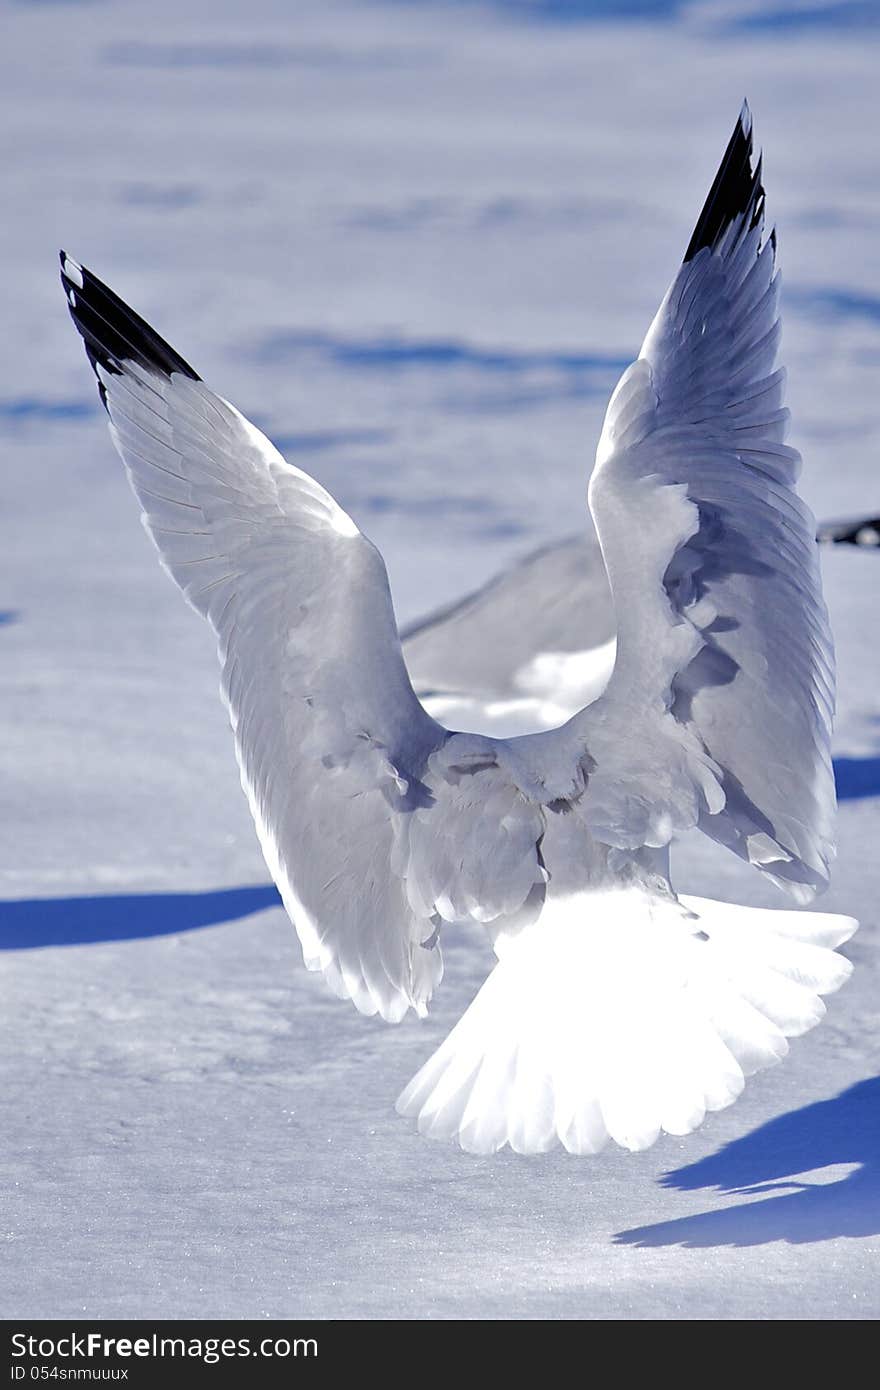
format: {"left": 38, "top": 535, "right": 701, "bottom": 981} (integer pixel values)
{"left": 571, "top": 105, "right": 835, "bottom": 899}
{"left": 60, "top": 254, "right": 446, "bottom": 1020}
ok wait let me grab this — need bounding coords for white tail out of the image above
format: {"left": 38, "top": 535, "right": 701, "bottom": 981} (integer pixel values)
{"left": 396, "top": 890, "right": 857, "bottom": 1155}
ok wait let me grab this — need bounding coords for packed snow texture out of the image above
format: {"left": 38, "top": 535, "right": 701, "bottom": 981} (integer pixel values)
{"left": 2, "top": 0, "right": 879, "bottom": 1320}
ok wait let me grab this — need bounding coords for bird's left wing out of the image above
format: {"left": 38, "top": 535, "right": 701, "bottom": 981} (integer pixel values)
{"left": 59, "top": 253, "right": 455, "bottom": 1020}
{"left": 570, "top": 107, "right": 835, "bottom": 900}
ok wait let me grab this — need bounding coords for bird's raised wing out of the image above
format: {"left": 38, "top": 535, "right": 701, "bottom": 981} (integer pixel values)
{"left": 59, "top": 252, "right": 453, "bottom": 1021}
{"left": 575, "top": 106, "right": 835, "bottom": 900}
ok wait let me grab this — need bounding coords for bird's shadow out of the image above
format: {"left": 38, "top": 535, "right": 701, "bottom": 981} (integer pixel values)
{"left": 615, "top": 1078, "right": 880, "bottom": 1248}
{"left": 0, "top": 885, "right": 282, "bottom": 949}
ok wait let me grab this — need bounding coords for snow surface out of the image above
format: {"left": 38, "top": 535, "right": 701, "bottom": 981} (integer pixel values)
{"left": 2, "top": 0, "right": 880, "bottom": 1320}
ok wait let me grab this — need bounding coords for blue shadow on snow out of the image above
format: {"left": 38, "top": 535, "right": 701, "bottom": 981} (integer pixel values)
{"left": 0, "top": 398, "right": 95, "bottom": 425}
{"left": 615, "top": 1077, "right": 880, "bottom": 1248}
{"left": 834, "top": 756, "right": 880, "bottom": 802}
{"left": 0, "top": 885, "right": 282, "bottom": 950}
{"left": 789, "top": 286, "right": 880, "bottom": 325}
{"left": 254, "top": 329, "right": 628, "bottom": 378}
{"left": 394, "top": 1, "right": 879, "bottom": 33}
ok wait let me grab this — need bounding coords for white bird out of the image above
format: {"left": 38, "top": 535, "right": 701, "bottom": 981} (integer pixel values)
{"left": 60, "top": 105, "right": 856, "bottom": 1155}
{"left": 402, "top": 533, "right": 618, "bottom": 737}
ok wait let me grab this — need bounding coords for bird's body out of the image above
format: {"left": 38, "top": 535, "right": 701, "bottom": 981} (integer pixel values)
{"left": 60, "top": 105, "right": 856, "bottom": 1155}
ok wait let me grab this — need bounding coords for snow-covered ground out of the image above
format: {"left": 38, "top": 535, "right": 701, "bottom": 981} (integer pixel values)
{"left": 2, "top": 0, "right": 879, "bottom": 1320}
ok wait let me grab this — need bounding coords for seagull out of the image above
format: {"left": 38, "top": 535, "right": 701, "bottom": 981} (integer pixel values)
{"left": 403, "top": 499, "right": 880, "bottom": 741}
{"left": 402, "top": 533, "right": 617, "bottom": 737}
{"left": 60, "top": 104, "right": 857, "bottom": 1155}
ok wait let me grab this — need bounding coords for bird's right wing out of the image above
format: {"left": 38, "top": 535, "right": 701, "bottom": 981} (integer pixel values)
{"left": 60, "top": 253, "right": 451, "bottom": 1021}
{"left": 570, "top": 107, "right": 835, "bottom": 900}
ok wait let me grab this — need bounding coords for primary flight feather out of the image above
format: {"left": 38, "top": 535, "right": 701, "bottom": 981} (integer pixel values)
{"left": 60, "top": 104, "right": 856, "bottom": 1155}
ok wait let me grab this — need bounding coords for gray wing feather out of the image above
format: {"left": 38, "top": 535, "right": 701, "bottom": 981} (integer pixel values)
{"left": 574, "top": 108, "right": 835, "bottom": 898}
{"left": 405, "top": 736, "right": 546, "bottom": 925}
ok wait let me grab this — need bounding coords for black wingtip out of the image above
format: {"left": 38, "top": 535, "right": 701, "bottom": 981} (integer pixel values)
{"left": 684, "top": 103, "right": 765, "bottom": 263}
{"left": 59, "top": 253, "right": 201, "bottom": 406}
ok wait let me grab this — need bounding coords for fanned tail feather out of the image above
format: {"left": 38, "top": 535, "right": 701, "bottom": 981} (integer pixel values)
{"left": 396, "top": 890, "right": 856, "bottom": 1155}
